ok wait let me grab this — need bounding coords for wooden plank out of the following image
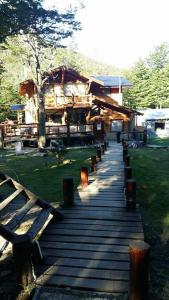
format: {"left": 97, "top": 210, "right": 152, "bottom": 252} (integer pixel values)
{"left": 68, "top": 206, "right": 139, "bottom": 213}
{"left": 61, "top": 208, "right": 140, "bottom": 217}
{"left": 27, "top": 207, "right": 52, "bottom": 240}
{"left": 43, "top": 257, "right": 129, "bottom": 271}
{"left": 76, "top": 195, "right": 125, "bottom": 200}
{"left": 42, "top": 249, "right": 129, "bottom": 262}
{"left": 6, "top": 198, "right": 37, "bottom": 230}
{"left": 75, "top": 201, "right": 125, "bottom": 207}
{"left": 77, "top": 192, "right": 125, "bottom": 196}
{"left": 38, "top": 265, "right": 129, "bottom": 281}
{"left": 40, "top": 241, "right": 130, "bottom": 253}
{"left": 0, "top": 172, "right": 63, "bottom": 220}
{"left": 37, "top": 274, "right": 128, "bottom": 292}
{"left": 45, "top": 228, "right": 143, "bottom": 240}
{"left": 78, "top": 197, "right": 125, "bottom": 201}
{"left": 0, "top": 178, "right": 11, "bottom": 187}
{"left": 61, "top": 211, "right": 141, "bottom": 221}
{"left": 0, "top": 188, "right": 23, "bottom": 210}
{"left": 0, "top": 223, "right": 16, "bottom": 242}
{"left": 40, "top": 235, "right": 135, "bottom": 246}
{"left": 50, "top": 218, "right": 143, "bottom": 227}
{"left": 79, "top": 188, "right": 124, "bottom": 193}
{"left": 48, "top": 223, "right": 143, "bottom": 233}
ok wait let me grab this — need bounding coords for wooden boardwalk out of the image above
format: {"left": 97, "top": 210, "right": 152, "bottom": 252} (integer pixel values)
{"left": 36, "top": 142, "right": 144, "bottom": 294}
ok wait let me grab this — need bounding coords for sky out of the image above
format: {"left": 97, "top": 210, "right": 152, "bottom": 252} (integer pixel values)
{"left": 44, "top": 0, "right": 169, "bottom": 69}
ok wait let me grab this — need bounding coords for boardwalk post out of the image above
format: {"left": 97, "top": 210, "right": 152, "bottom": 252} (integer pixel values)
{"left": 124, "top": 166, "right": 132, "bottom": 181}
{"left": 123, "top": 148, "right": 128, "bottom": 160}
{"left": 129, "top": 240, "right": 150, "bottom": 300}
{"left": 124, "top": 154, "right": 130, "bottom": 166}
{"left": 13, "top": 234, "right": 35, "bottom": 287}
{"left": 126, "top": 179, "right": 136, "bottom": 209}
{"left": 63, "top": 178, "right": 74, "bottom": 207}
{"left": 143, "top": 130, "right": 147, "bottom": 144}
{"left": 81, "top": 167, "right": 88, "bottom": 189}
{"left": 123, "top": 142, "right": 128, "bottom": 150}
{"left": 97, "top": 148, "right": 102, "bottom": 162}
{"left": 116, "top": 132, "right": 121, "bottom": 143}
{"left": 91, "top": 156, "right": 97, "bottom": 172}
{"left": 101, "top": 144, "right": 105, "bottom": 155}
{"left": 104, "top": 140, "right": 107, "bottom": 151}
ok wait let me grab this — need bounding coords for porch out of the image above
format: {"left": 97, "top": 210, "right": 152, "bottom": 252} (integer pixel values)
{"left": 0, "top": 123, "right": 100, "bottom": 147}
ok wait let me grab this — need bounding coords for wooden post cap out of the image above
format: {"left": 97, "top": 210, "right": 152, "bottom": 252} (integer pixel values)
{"left": 129, "top": 240, "right": 150, "bottom": 300}
{"left": 80, "top": 167, "right": 88, "bottom": 189}
{"left": 129, "top": 240, "right": 150, "bottom": 253}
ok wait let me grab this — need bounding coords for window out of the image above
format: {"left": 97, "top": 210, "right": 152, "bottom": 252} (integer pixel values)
{"left": 111, "top": 120, "right": 123, "bottom": 132}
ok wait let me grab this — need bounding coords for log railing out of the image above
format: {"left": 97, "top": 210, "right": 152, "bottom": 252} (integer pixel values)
{"left": 0, "top": 123, "right": 94, "bottom": 141}
{"left": 119, "top": 130, "right": 147, "bottom": 144}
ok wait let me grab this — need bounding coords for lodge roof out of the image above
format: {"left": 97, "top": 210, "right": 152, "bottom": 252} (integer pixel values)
{"left": 92, "top": 76, "right": 132, "bottom": 88}
{"left": 93, "top": 94, "right": 141, "bottom": 116}
{"left": 138, "top": 108, "right": 169, "bottom": 120}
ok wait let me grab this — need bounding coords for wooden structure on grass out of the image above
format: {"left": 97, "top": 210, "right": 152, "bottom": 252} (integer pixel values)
{"left": 0, "top": 172, "right": 63, "bottom": 287}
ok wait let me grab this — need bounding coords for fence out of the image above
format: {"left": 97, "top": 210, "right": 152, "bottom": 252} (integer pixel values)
{"left": 0, "top": 123, "right": 94, "bottom": 142}
{"left": 119, "top": 130, "right": 147, "bottom": 144}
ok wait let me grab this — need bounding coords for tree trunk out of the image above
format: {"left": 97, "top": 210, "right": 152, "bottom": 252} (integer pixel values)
{"left": 38, "top": 89, "right": 46, "bottom": 149}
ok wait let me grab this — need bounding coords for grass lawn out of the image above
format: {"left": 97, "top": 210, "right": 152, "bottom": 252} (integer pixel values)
{"left": 148, "top": 136, "right": 169, "bottom": 146}
{"left": 129, "top": 147, "right": 169, "bottom": 300}
{"left": 0, "top": 147, "right": 97, "bottom": 205}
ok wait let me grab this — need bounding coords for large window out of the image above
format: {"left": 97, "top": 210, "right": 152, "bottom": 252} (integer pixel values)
{"left": 111, "top": 120, "right": 123, "bottom": 132}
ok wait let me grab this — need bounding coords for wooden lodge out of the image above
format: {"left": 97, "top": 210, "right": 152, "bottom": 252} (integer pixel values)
{"left": 1, "top": 66, "right": 141, "bottom": 146}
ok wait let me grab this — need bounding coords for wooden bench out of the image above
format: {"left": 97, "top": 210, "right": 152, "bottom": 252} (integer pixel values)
{"left": 0, "top": 172, "right": 63, "bottom": 287}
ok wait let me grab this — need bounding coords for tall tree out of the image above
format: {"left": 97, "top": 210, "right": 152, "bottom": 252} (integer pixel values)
{"left": 124, "top": 43, "right": 169, "bottom": 109}
{"left": 0, "top": 0, "right": 81, "bottom": 148}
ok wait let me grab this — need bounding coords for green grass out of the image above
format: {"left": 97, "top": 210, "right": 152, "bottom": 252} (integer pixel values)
{"left": 129, "top": 147, "right": 169, "bottom": 300}
{"left": 0, "top": 147, "right": 97, "bottom": 205}
{"left": 148, "top": 136, "right": 169, "bottom": 146}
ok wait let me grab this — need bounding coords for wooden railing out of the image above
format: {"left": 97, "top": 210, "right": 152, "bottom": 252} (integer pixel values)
{"left": 119, "top": 130, "right": 147, "bottom": 144}
{"left": 0, "top": 123, "right": 94, "bottom": 141}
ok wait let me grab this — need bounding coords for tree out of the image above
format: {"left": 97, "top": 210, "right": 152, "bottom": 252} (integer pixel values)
{"left": 123, "top": 60, "right": 151, "bottom": 108}
{"left": 146, "top": 43, "right": 169, "bottom": 70}
{"left": 0, "top": 0, "right": 81, "bottom": 148}
{"left": 124, "top": 43, "right": 169, "bottom": 109}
